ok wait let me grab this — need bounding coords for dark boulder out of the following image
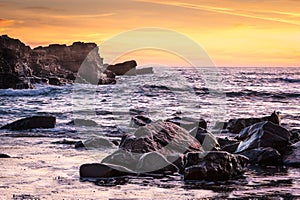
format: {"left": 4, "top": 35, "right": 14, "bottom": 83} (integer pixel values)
{"left": 79, "top": 163, "right": 132, "bottom": 179}
{"left": 1, "top": 116, "right": 56, "bottom": 130}
{"left": 67, "top": 119, "right": 98, "bottom": 127}
{"left": 48, "top": 77, "right": 64, "bottom": 86}
{"left": 98, "top": 70, "right": 116, "bottom": 85}
{"left": 235, "top": 121, "right": 290, "bottom": 154}
{"left": 0, "top": 73, "right": 33, "bottom": 89}
{"left": 226, "top": 111, "right": 280, "bottom": 134}
{"left": 129, "top": 115, "right": 152, "bottom": 127}
{"left": 0, "top": 153, "right": 10, "bottom": 158}
{"left": 283, "top": 141, "right": 300, "bottom": 167}
{"left": 192, "top": 128, "right": 219, "bottom": 151}
{"left": 290, "top": 129, "right": 300, "bottom": 144}
{"left": 184, "top": 151, "right": 248, "bottom": 181}
{"left": 120, "top": 121, "right": 203, "bottom": 156}
{"left": 106, "top": 60, "right": 137, "bottom": 76}
{"left": 240, "top": 147, "right": 282, "bottom": 165}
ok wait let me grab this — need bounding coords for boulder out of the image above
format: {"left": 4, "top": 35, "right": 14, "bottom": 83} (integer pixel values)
{"left": 120, "top": 121, "right": 203, "bottom": 156}
{"left": 48, "top": 77, "right": 64, "bottom": 86}
{"left": 283, "top": 141, "right": 300, "bottom": 167}
{"left": 98, "top": 70, "right": 116, "bottom": 85}
{"left": 1, "top": 116, "right": 56, "bottom": 130}
{"left": 75, "top": 137, "right": 114, "bottom": 149}
{"left": 240, "top": 147, "right": 282, "bottom": 165}
{"left": 192, "top": 128, "right": 219, "bottom": 151}
{"left": 0, "top": 153, "right": 10, "bottom": 158}
{"left": 184, "top": 151, "right": 248, "bottom": 181}
{"left": 235, "top": 121, "right": 290, "bottom": 154}
{"left": 129, "top": 115, "right": 152, "bottom": 127}
{"left": 290, "top": 129, "right": 300, "bottom": 144}
{"left": 226, "top": 111, "right": 280, "bottom": 134}
{"left": 106, "top": 60, "right": 137, "bottom": 75}
{"left": 79, "top": 163, "right": 132, "bottom": 178}
{"left": 0, "top": 73, "right": 33, "bottom": 89}
{"left": 67, "top": 119, "right": 98, "bottom": 127}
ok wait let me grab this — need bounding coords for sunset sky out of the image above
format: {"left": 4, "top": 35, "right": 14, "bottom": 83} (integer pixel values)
{"left": 0, "top": 0, "right": 299, "bottom": 67}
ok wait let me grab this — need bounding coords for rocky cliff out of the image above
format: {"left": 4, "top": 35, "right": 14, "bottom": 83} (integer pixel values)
{"left": 0, "top": 35, "right": 114, "bottom": 89}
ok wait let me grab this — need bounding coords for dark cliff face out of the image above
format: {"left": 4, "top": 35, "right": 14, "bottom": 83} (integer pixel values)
{"left": 0, "top": 35, "right": 112, "bottom": 88}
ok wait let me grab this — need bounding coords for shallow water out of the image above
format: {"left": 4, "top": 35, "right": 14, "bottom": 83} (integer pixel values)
{"left": 0, "top": 67, "right": 300, "bottom": 199}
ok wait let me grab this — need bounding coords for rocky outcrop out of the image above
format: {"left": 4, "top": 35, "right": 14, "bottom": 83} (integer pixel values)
{"left": 129, "top": 115, "right": 152, "bottom": 127}
{"left": 226, "top": 111, "right": 280, "bottom": 134}
{"left": 1, "top": 116, "right": 56, "bottom": 130}
{"left": 106, "top": 60, "right": 137, "bottom": 75}
{"left": 0, "top": 153, "right": 10, "bottom": 158}
{"left": 0, "top": 35, "right": 117, "bottom": 88}
{"left": 184, "top": 151, "right": 248, "bottom": 181}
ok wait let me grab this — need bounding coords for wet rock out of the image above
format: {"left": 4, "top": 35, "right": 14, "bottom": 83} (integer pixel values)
{"left": 98, "top": 70, "right": 116, "bottom": 85}
{"left": 80, "top": 163, "right": 132, "bottom": 178}
{"left": 283, "top": 141, "right": 300, "bottom": 167}
{"left": 129, "top": 108, "right": 147, "bottom": 116}
{"left": 217, "top": 137, "right": 239, "bottom": 148}
{"left": 67, "top": 119, "right": 98, "bottom": 127}
{"left": 221, "top": 142, "right": 240, "bottom": 154}
{"left": 106, "top": 60, "right": 137, "bottom": 75}
{"left": 235, "top": 121, "right": 290, "bottom": 154}
{"left": 184, "top": 151, "right": 248, "bottom": 181}
{"left": 226, "top": 111, "right": 281, "bottom": 134}
{"left": 1, "top": 116, "right": 56, "bottom": 130}
{"left": 130, "top": 115, "right": 152, "bottom": 127}
{"left": 136, "top": 152, "right": 178, "bottom": 175}
{"left": 120, "top": 121, "right": 203, "bottom": 155}
{"left": 0, "top": 73, "right": 33, "bottom": 89}
{"left": 192, "top": 128, "right": 219, "bottom": 151}
{"left": 52, "top": 139, "right": 79, "bottom": 145}
{"left": 240, "top": 147, "right": 282, "bottom": 165}
{"left": 166, "top": 116, "right": 207, "bottom": 131}
{"left": 289, "top": 129, "right": 300, "bottom": 144}
{"left": 75, "top": 137, "right": 114, "bottom": 149}
{"left": 0, "top": 153, "right": 10, "bottom": 158}
{"left": 48, "top": 77, "right": 63, "bottom": 86}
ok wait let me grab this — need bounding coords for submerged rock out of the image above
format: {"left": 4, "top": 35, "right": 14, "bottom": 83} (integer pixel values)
{"left": 1, "top": 116, "right": 56, "bottom": 130}
{"left": 184, "top": 151, "right": 248, "bottom": 181}
{"left": 235, "top": 121, "right": 290, "bottom": 154}
{"left": 75, "top": 137, "right": 114, "bottom": 149}
{"left": 283, "top": 141, "right": 300, "bottom": 167}
{"left": 226, "top": 111, "right": 281, "bottom": 134}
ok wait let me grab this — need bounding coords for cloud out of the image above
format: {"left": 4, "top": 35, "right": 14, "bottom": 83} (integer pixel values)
{"left": 0, "top": 19, "right": 15, "bottom": 26}
{"left": 135, "top": 0, "right": 300, "bottom": 26}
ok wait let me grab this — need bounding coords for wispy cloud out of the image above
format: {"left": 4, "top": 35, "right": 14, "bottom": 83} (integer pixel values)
{"left": 135, "top": 0, "right": 300, "bottom": 26}
{"left": 0, "top": 18, "right": 15, "bottom": 26}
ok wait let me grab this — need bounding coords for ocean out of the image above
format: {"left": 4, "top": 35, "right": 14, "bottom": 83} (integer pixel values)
{"left": 0, "top": 67, "right": 299, "bottom": 199}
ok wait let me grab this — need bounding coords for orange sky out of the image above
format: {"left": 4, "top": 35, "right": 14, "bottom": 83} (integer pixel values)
{"left": 0, "top": 0, "right": 299, "bottom": 67}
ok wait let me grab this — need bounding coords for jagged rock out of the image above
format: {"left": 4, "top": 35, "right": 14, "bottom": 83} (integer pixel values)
{"left": 98, "top": 70, "right": 116, "bottom": 85}
{"left": 192, "top": 128, "right": 219, "bottom": 151}
{"left": 106, "top": 60, "right": 137, "bottom": 75}
{"left": 130, "top": 115, "right": 152, "bottom": 127}
{"left": 240, "top": 147, "right": 282, "bottom": 165}
{"left": 67, "top": 119, "right": 98, "bottom": 127}
{"left": 290, "top": 129, "right": 300, "bottom": 144}
{"left": 283, "top": 141, "right": 300, "bottom": 167}
{"left": 235, "top": 121, "right": 290, "bottom": 154}
{"left": 226, "top": 111, "right": 281, "bottom": 134}
{"left": 0, "top": 153, "right": 10, "bottom": 158}
{"left": 184, "top": 151, "right": 248, "bottom": 181}
{"left": 0, "top": 73, "right": 33, "bottom": 89}
{"left": 120, "top": 121, "right": 203, "bottom": 155}
{"left": 1, "top": 116, "right": 56, "bottom": 130}
{"left": 48, "top": 77, "right": 63, "bottom": 86}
